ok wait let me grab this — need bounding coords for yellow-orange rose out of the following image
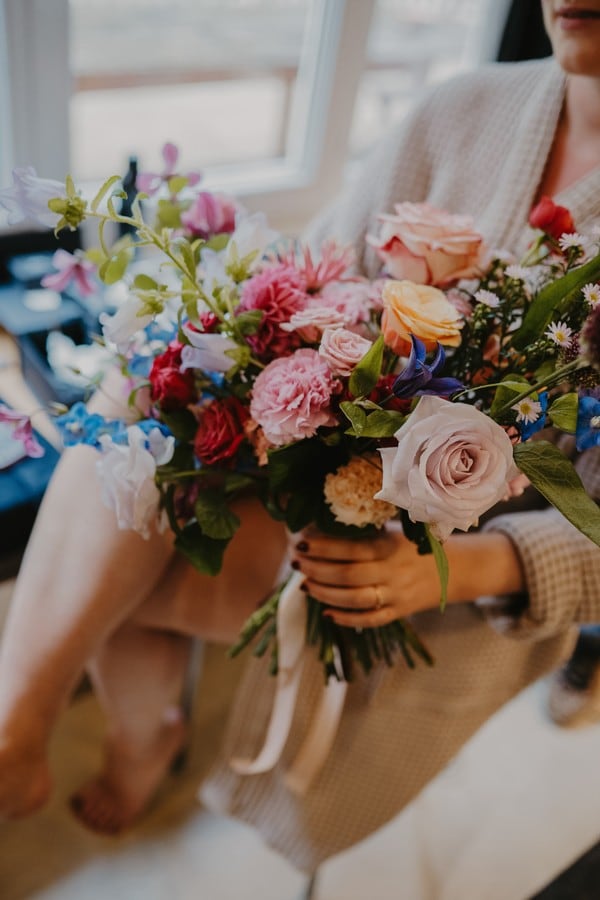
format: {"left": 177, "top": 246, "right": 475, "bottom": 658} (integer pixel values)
{"left": 381, "top": 279, "right": 463, "bottom": 355}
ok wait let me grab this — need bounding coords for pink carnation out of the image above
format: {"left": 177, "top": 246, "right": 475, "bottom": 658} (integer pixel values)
{"left": 238, "top": 262, "right": 309, "bottom": 360}
{"left": 250, "top": 349, "right": 337, "bottom": 446}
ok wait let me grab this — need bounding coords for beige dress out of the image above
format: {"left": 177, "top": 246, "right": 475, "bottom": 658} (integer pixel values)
{"left": 201, "top": 58, "right": 600, "bottom": 872}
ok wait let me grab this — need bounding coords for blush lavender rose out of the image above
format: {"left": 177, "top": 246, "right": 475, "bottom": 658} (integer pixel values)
{"left": 249, "top": 348, "right": 338, "bottom": 446}
{"left": 318, "top": 327, "right": 373, "bottom": 377}
{"left": 375, "top": 395, "right": 517, "bottom": 541}
{"left": 368, "top": 201, "right": 485, "bottom": 287}
{"left": 194, "top": 396, "right": 249, "bottom": 466}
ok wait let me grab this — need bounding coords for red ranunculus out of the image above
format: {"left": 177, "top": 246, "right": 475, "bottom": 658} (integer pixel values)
{"left": 149, "top": 342, "right": 196, "bottom": 411}
{"left": 529, "top": 196, "right": 575, "bottom": 241}
{"left": 194, "top": 396, "right": 249, "bottom": 465}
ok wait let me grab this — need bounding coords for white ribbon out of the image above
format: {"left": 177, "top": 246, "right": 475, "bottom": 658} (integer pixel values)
{"left": 230, "top": 570, "right": 349, "bottom": 793}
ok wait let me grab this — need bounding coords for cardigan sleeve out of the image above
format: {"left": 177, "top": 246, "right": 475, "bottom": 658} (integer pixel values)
{"left": 475, "top": 446, "right": 600, "bottom": 640}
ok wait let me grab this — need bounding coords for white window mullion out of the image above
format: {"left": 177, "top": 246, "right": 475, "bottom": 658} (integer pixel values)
{"left": 5, "top": 0, "right": 70, "bottom": 179}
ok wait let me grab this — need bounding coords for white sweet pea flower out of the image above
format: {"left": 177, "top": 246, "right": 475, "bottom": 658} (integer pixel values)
{"left": 146, "top": 427, "right": 175, "bottom": 466}
{"left": 199, "top": 247, "right": 233, "bottom": 291}
{"left": 181, "top": 325, "right": 239, "bottom": 373}
{"left": 97, "top": 426, "right": 168, "bottom": 539}
{"left": 99, "top": 295, "right": 154, "bottom": 353}
{"left": 227, "top": 212, "right": 281, "bottom": 269}
{"left": 0, "top": 166, "right": 66, "bottom": 229}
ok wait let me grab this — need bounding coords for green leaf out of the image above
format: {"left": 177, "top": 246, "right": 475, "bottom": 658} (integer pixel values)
{"left": 349, "top": 335, "right": 384, "bottom": 398}
{"left": 513, "top": 440, "right": 600, "bottom": 546}
{"left": 133, "top": 273, "right": 159, "bottom": 291}
{"left": 513, "top": 251, "right": 600, "bottom": 350}
{"left": 174, "top": 524, "right": 229, "bottom": 575}
{"left": 425, "top": 525, "right": 449, "bottom": 611}
{"left": 167, "top": 175, "right": 188, "bottom": 195}
{"left": 99, "top": 249, "right": 131, "bottom": 284}
{"left": 195, "top": 491, "right": 241, "bottom": 540}
{"left": 548, "top": 392, "right": 578, "bottom": 433}
{"left": 160, "top": 408, "right": 197, "bottom": 442}
{"left": 489, "top": 376, "right": 530, "bottom": 418}
{"left": 360, "top": 409, "right": 405, "bottom": 438}
{"left": 340, "top": 401, "right": 367, "bottom": 436}
{"left": 235, "top": 310, "right": 263, "bottom": 336}
{"left": 91, "top": 175, "right": 121, "bottom": 213}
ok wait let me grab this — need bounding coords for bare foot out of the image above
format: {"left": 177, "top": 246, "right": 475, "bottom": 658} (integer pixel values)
{"left": 69, "top": 709, "right": 187, "bottom": 835}
{"left": 0, "top": 741, "right": 52, "bottom": 819}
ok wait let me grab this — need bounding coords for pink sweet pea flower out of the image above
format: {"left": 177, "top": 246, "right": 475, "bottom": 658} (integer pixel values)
{"left": 136, "top": 142, "right": 202, "bottom": 196}
{"left": 41, "top": 249, "right": 97, "bottom": 296}
{"left": 180, "top": 191, "right": 237, "bottom": 239}
{"left": 0, "top": 167, "right": 65, "bottom": 229}
{"left": 0, "top": 404, "right": 44, "bottom": 458}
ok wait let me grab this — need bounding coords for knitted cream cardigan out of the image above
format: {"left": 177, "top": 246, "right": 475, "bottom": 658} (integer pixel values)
{"left": 202, "top": 58, "right": 600, "bottom": 872}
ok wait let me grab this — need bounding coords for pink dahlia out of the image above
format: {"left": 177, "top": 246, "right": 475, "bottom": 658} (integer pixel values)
{"left": 250, "top": 349, "right": 337, "bottom": 446}
{"left": 238, "top": 262, "right": 309, "bottom": 360}
{"left": 281, "top": 240, "right": 355, "bottom": 292}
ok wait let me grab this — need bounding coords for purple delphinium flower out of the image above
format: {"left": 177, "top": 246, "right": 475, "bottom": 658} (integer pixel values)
{"left": 391, "top": 335, "right": 463, "bottom": 399}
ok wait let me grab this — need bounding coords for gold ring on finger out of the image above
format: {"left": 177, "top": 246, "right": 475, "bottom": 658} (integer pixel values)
{"left": 374, "top": 585, "right": 384, "bottom": 610}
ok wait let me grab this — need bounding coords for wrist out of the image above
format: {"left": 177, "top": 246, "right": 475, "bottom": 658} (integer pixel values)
{"left": 444, "top": 531, "right": 526, "bottom": 604}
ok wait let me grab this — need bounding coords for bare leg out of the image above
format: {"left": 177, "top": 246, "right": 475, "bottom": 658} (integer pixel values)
{"left": 0, "top": 443, "right": 177, "bottom": 817}
{"left": 70, "top": 494, "right": 288, "bottom": 833}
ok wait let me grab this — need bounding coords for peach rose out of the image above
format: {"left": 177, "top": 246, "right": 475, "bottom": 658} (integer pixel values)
{"left": 381, "top": 279, "right": 463, "bottom": 355}
{"left": 368, "top": 202, "right": 485, "bottom": 287}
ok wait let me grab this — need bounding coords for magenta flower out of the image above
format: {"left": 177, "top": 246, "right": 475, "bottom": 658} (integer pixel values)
{"left": 238, "top": 262, "right": 309, "bottom": 360}
{"left": 250, "top": 349, "right": 338, "bottom": 446}
{"left": 136, "top": 143, "right": 202, "bottom": 196}
{"left": 0, "top": 404, "right": 44, "bottom": 458}
{"left": 41, "top": 249, "right": 97, "bottom": 297}
{"left": 181, "top": 191, "right": 237, "bottom": 239}
{"left": 0, "top": 167, "right": 65, "bottom": 229}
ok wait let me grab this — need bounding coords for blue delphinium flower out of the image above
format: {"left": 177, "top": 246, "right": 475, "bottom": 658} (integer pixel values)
{"left": 392, "top": 335, "right": 463, "bottom": 399}
{"left": 576, "top": 394, "right": 600, "bottom": 450}
{"left": 55, "top": 402, "right": 125, "bottom": 447}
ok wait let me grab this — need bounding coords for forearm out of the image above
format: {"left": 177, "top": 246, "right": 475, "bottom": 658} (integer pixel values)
{"left": 443, "top": 531, "right": 526, "bottom": 605}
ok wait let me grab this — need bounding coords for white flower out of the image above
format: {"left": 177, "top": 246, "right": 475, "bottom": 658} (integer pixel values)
{"left": 99, "top": 295, "right": 154, "bottom": 353}
{"left": 0, "top": 166, "right": 65, "bottom": 228}
{"left": 558, "top": 232, "right": 585, "bottom": 251}
{"left": 583, "top": 283, "right": 600, "bottom": 308}
{"left": 512, "top": 397, "right": 543, "bottom": 425}
{"left": 97, "top": 425, "right": 173, "bottom": 539}
{"left": 281, "top": 305, "right": 346, "bottom": 335}
{"left": 200, "top": 247, "right": 233, "bottom": 290}
{"left": 324, "top": 455, "right": 396, "bottom": 528}
{"left": 226, "top": 212, "right": 281, "bottom": 269}
{"left": 181, "top": 325, "right": 239, "bottom": 373}
{"left": 505, "top": 265, "right": 529, "bottom": 281}
{"left": 545, "top": 320, "right": 573, "bottom": 348}
{"left": 375, "top": 396, "right": 517, "bottom": 542}
{"left": 474, "top": 289, "right": 500, "bottom": 308}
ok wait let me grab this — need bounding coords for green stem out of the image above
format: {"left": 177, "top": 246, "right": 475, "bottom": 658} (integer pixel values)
{"left": 493, "top": 358, "right": 584, "bottom": 417}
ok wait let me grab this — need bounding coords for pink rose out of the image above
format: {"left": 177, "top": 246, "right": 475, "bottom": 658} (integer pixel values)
{"left": 319, "top": 327, "right": 373, "bottom": 377}
{"left": 250, "top": 349, "right": 337, "bottom": 446}
{"left": 368, "top": 202, "right": 485, "bottom": 287}
{"left": 375, "top": 395, "right": 517, "bottom": 541}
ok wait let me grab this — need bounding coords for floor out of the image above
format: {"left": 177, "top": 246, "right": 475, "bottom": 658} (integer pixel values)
{"left": 1, "top": 575, "right": 600, "bottom": 900}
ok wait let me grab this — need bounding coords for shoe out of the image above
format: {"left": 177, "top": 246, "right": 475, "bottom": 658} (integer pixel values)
{"left": 547, "top": 630, "right": 600, "bottom": 728}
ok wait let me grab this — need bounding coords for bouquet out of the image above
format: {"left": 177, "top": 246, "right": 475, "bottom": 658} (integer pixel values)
{"left": 3, "top": 150, "right": 600, "bottom": 688}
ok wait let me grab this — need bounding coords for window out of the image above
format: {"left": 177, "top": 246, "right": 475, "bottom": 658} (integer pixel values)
{"left": 2, "top": 0, "right": 510, "bottom": 233}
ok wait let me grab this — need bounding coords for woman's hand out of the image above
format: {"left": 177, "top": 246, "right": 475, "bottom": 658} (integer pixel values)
{"left": 291, "top": 523, "right": 442, "bottom": 629}
{"left": 291, "top": 523, "right": 526, "bottom": 629}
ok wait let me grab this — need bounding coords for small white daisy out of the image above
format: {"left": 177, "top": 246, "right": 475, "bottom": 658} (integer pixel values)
{"left": 583, "top": 283, "right": 600, "bottom": 308}
{"left": 505, "top": 264, "right": 529, "bottom": 281}
{"left": 473, "top": 289, "right": 500, "bottom": 309}
{"left": 512, "top": 397, "right": 543, "bottom": 425}
{"left": 545, "top": 320, "right": 573, "bottom": 348}
{"left": 558, "top": 232, "right": 585, "bottom": 251}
